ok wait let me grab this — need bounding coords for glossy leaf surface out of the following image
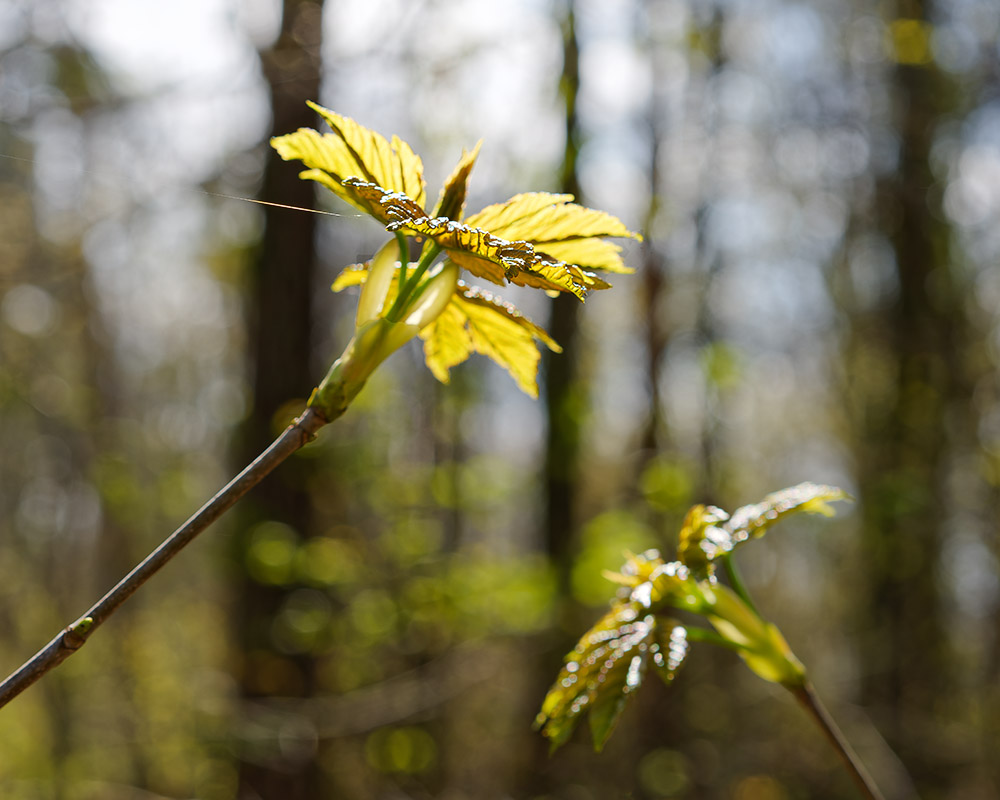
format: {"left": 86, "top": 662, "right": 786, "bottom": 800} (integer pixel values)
{"left": 271, "top": 102, "right": 426, "bottom": 223}
{"left": 348, "top": 182, "right": 611, "bottom": 300}
{"left": 333, "top": 266, "right": 560, "bottom": 397}
{"left": 535, "top": 600, "right": 688, "bottom": 751}
{"left": 431, "top": 142, "right": 482, "bottom": 221}
{"left": 541, "top": 484, "right": 848, "bottom": 753}
{"left": 678, "top": 483, "right": 849, "bottom": 576}
{"left": 724, "top": 482, "right": 849, "bottom": 545}
{"left": 464, "top": 192, "right": 640, "bottom": 274}
{"left": 420, "top": 281, "right": 560, "bottom": 398}
{"left": 676, "top": 504, "right": 733, "bottom": 579}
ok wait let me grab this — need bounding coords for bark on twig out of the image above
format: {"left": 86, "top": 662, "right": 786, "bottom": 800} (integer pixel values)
{"left": 0, "top": 406, "right": 329, "bottom": 711}
{"left": 791, "top": 681, "right": 886, "bottom": 800}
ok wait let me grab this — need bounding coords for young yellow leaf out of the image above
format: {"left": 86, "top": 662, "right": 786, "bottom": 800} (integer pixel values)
{"left": 495, "top": 254, "right": 611, "bottom": 298}
{"left": 465, "top": 193, "right": 641, "bottom": 273}
{"left": 332, "top": 263, "right": 370, "bottom": 292}
{"left": 327, "top": 180, "right": 609, "bottom": 300}
{"left": 530, "top": 238, "right": 632, "bottom": 276}
{"left": 466, "top": 192, "right": 575, "bottom": 229}
{"left": 331, "top": 260, "right": 401, "bottom": 311}
{"left": 432, "top": 141, "right": 482, "bottom": 221}
{"left": 724, "top": 483, "right": 850, "bottom": 549}
{"left": 341, "top": 178, "right": 428, "bottom": 228}
{"left": 270, "top": 102, "right": 426, "bottom": 223}
{"left": 677, "top": 504, "right": 733, "bottom": 578}
{"left": 395, "top": 216, "right": 605, "bottom": 300}
{"left": 420, "top": 282, "right": 561, "bottom": 397}
{"left": 535, "top": 601, "right": 687, "bottom": 752}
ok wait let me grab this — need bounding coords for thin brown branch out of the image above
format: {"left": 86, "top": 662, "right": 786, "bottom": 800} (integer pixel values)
{"left": 791, "top": 681, "right": 886, "bottom": 800}
{"left": 0, "top": 406, "right": 329, "bottom": 711}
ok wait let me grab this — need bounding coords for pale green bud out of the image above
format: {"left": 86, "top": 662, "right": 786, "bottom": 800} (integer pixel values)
{"left": 706, "top": 584, "right": 806, "bottom": 686}
{"left": 404, "top": 261, "right": 459, "bottom": 327}
{"left": 310, "top": 255, "right": 460, "bottom": 420}
{"left": 356, "top": 240, "right": 399, "bottom": 327}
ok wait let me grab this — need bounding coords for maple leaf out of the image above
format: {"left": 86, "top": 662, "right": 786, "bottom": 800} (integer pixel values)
{"left": 534, "top": 599, "right": 688, "bottom": 751}
{"left": 539, "top": 486, "right": 849, "bottom": 753}
{"left": 274, "top": 102, "right": 638, "bottom": 402}
{"left": 420, "top": 282, "right": 561, "bottom": 398}
{"left": 677, "top": 483, "right": 850, "bottom": 578}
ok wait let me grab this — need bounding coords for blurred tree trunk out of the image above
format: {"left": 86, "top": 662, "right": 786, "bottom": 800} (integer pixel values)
{"left": 543, "top": 0, "right": 583, "bottom": 588}
{"left": 526, "top": 5, "right": 584, "bottom": 795}
{"left": 848, "top": 1, "right": 964, "bottom": 791}
{"left": 637, "top": 127, "right": 667, "bottom": 465}
{"left": 635, "top": 0, "right": 671, "bottom": 475}
{"left": 235, "top": 1, "right": 324, "bottom": 797}
{"left": 689, "top": 8, "right": 726, "bottom": 505}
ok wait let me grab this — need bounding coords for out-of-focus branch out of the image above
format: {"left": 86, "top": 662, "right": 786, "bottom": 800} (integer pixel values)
{"left": 0, "top": 406, "right": 329, "bottom": 711}
{"left": 791, "top": 682, "right": 886, "bottom": 800}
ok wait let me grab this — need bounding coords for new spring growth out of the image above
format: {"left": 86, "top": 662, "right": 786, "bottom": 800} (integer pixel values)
{"left": 272, "top": 103, "right": 640, "bottom": 417}
{"left": 537, "top": 483, "right": 848, "bottom": 751}
{"left": 310, "top": 238, "right": 459, "bottom": 419}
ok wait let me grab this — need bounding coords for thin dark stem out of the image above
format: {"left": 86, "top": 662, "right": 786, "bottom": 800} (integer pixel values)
{"left": 0, "top": 405, "right": 329, "bottom": 711}
{"left": 791, "top": 681, "right": 885, "bottom": 800}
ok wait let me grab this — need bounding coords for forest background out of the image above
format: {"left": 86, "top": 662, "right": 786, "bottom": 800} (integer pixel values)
{"left": 1, "top": 0, "right": 999, "bottom": 798}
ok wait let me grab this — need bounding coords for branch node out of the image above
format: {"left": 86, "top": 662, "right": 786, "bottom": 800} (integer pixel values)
{"left": 63, "top": 617, "right": 94, "bottom": 651}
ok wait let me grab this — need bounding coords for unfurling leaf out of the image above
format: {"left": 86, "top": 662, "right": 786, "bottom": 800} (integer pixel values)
{"left": 535, "top": 600, "right": 688, "bottom": 752}
{"left": 348, "top": 179, "right": 610, "bottom": 300}
{"left": 724, "top": 482, "right": 850, "bottom": 549}
{"left": 602, "top": 550, "right": 707, "bottom": 614}
{"left": 420, "top": 282, "right": 560, "bottom": 397}
{"left": 271, "top": 102, "right": 426, "bottom": 223}
{"left": 464, "top": 193, "right": 640, "bottom": 274}
{"left": 432, "top": 141, "right": 482, "bottom": 221}
{"left": 676, "top": 484, "right": 850, "bottom": 577}
{"left": 677, "top": 504, "right": 733, "bottom": 578}
{"left": 279, "top": 103, "right": 640, "bottom": 401}
{"left": 540, "top": 484, "right": 848, "bottom": 754}
{"left": 335, "top": 266, "right": 560, "bottom": 397}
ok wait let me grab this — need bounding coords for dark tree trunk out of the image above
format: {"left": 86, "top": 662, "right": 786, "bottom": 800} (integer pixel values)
{"left": 543, "top": 0, "right": 583, "bottom": 583}
{"left": 235, "top": 2, "right": 324, "bottom": 797}
{"left": 850, "top": 1, "right": 964, "bottom": 791}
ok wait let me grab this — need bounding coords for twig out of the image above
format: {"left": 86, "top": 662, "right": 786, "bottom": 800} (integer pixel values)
{"left": 791, "top": 681, "right": 886, "bottom": 800}
{"left": 0, "top": 406, "right": 329, "bottom": 711}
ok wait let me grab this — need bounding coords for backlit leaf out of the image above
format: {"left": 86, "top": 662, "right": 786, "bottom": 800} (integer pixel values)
{"left": 270, "top": 102, "right": 426, "bottom": 223}
{"left": 651, "top": 623, "right": 689, "bottom": 687}
{"left": 724, "top": 483, "right": 850, "bottom": 549}
{"left": 331, "top": 260, "right": 401, "bottom": 310}
{"left": 420, "top": 281, "right": 561, "bottom": 397}
{"left": 331, "top": 264, "right": 370, "bottom": 292}
{"left": 334, "top": 181, "right": 617, "bottom": 300}
{"left": 535, "top": 601, "right": 687, "bottom": 752}
{"left": 677, "top": 504, "right": 733, "bottom": 578}
{"left": 432, "top": 141, "right": 482, "bottom": 221}
{"left": 676, "top": 485, "right": 849, "bottom": 575}
{"left": 389, "top": 214, "right": 607, "bottom": 300}
{"left": 464, "top": 192, "right": 640, "bottom": 274}
{"left": 332, "top": 266, "right": 560, "bottom": 396}
{"left": 342, "top": 178, "right": 428, "bottom": 229}
{"left": 602, "top": 550, "right": 707, "bottom": 614}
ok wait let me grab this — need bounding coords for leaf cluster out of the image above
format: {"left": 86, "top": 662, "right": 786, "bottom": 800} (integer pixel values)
{"left": 272, "top": 103, "right": 640, "bottom": 397}
{"left": 535, "top": 483, "right": 849, "bottom": 752}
